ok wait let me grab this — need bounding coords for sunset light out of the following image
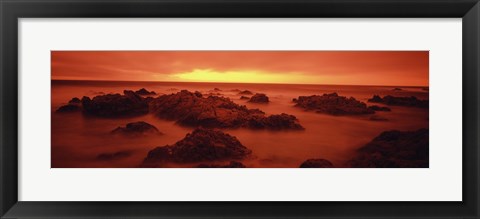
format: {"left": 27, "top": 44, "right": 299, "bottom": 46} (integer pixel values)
{"left": 51, "top": 50, "right": 429, "bottom": 168}
{"left": 168, "top": 69, "right": 320, "bottom": 84}
{"left": 51, "top": 51, "right": 429, "bottom": 86}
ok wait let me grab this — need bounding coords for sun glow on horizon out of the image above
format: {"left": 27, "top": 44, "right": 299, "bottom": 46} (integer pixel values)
{"left": 167, "top": 69, "right": 324, "bottom": 84}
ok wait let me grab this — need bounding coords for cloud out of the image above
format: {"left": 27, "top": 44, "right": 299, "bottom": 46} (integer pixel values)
{"left": 51, "top": 51, "right": 428, "bottom": 86}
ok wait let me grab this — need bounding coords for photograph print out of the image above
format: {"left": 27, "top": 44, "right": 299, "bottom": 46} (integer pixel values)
{"left": 51, "top": 51, "right": 429, "bottom": 168}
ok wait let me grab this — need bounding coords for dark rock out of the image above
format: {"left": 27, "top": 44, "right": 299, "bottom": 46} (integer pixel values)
{"left": 68, "top": 97, "right": 81, "bottom": 104}
{"left": 111, "top": 121, "right": 161, "bottom": 136}
{"left": 56, "top": 97, "right": 82, "bottom": 113}
{"left": 197, "top": 161, "right": 246, "bottom": 168}
{"left": 213, "top": 88, "right": 222, "bottom": 91}
{"left": 238, "top": 90, "right": 253, "bottom": 95}
{"left": 144, "top": 96, "right": 155, "bottom": 103}
{"left": 194, "top": 91, "right": 203, "bottom": 98}
{"left": 347, "top": 129, "right": 429, "bottom": 168}
{"left": 246, "top": 113, "right": 304, "bottom": 130}
{"left": 81, "top": 90, "right": 149, "bottom": 117}
{"left": 368, "top": 95, "right": 428, "bottom": 108}
{"left": 392, "top": 88, "right": 403, "bottom": 91}
{"left": 56, "top": 104, "right": 81, "bottom": 113}
{"left": 143, "top": 128, "right": 252, "bottom": 164}
{"left": 248, "top": 93, "right": 269, "bottom": 103}
{"left": 294, "top": 93, "right": 375, "bottom": 115}
{"left": 240, "top": 96, "right": 250, "bottom": 100}
{"left": 97, "top": 150, "right": 132, "bottom": 161}
{"left": 299, "top": 159, "right": 334, "bottom": 168}
{"left": 368, "top": 105, "right": 391, "bottom": 111}
{"left": 135, "top": 88, "right": 156, "bottom": 96}
{"left": 149, "top": 90, "right": 303, "bottom": 130}
{"left": 369, "top": 115, "right": 388, "bottom": 121}
{"left": 369, "top": 95, "right": 383, "bottom": 102}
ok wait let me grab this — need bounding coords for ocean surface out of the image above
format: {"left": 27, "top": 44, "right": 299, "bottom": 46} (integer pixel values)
{"left": 51, "top": 80, "right": 429, "bottom": 168}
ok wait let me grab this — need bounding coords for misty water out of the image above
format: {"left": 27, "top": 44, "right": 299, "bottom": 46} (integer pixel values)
{"left": 51, "top": 80, "right": 429, "bottom": 168}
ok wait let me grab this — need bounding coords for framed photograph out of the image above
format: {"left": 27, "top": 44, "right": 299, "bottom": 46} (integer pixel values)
{"left": 1, "top": 0, "right": 479, "bottom": 218}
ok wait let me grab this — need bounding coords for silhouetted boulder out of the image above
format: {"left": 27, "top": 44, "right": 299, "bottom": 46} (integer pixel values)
{"left": 149, "top": 90, "right": 303, "bottom": 130}
{"left": 97, "top": 150, "right": 132, "bottom": 161}
{"left": 240, "top": 96, "right": 250, "bottom": 100}
{"left": 135, "top": 88, "right": 156, "bottom": 96}
{"left": 81, "top": 90, "right": 149, "bottom": 117}
{"left": 69, "top": 97, "right": 81, "bottom": 104}
{"left": 56, "top": 97, "right": 82, "bottom": 113}
{"left": 197, "top": 161, "right": 246, "bottom": 168}
{"left": 369, "top": 95, "right": 383, "bottom": 102}
{"left": 368, "top": 105, "right": 391, "bottom": 111}
{"left": 348, "top": 129, "right": 429, "bottom": 168}
{"left": 392, "top": 88, "right": 403, "bottom": 91}
{"left": 56, "top": 104, "right": 81, "bottom": 113}
{"left": 249, "top": 93, "right": 269, "bottom": 103}
{"left": 368, "top": 95, "right": 428, "bottom": 108}
{"left": 299, "top": 159, "right": 334, "bottom": 168}
{"left": 293, "top": 93, "right": 374, "bottom": 115}
{"left": 238, "top": 90, "right": 253, "bottom": 95}
{"left": 213, "top": 88, "right": 222, "bottom": 91}
{"left": 143, "top": 128, "right": 252, "bottom": 164}
{"left": 111, "top": 121, "right": 161, "bottom": 136}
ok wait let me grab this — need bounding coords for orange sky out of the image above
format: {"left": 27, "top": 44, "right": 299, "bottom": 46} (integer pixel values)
{"left": 51, "top": 51, "right": 429, "bottom": 86}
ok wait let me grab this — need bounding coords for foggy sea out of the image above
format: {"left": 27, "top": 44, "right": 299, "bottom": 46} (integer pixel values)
{"left": 51, "top": 80, "right": 429, "bottom": 168}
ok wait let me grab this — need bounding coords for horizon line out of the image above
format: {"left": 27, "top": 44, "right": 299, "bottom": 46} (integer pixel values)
{"left": 50, "top": 79, "right": 429, "bottom": 88}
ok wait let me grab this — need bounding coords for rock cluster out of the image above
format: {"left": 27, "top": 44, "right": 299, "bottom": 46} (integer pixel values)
{"left": 197, "top": 161, "right": 246, "bottom": 168}
{"left": 248, "top": 93, "right": 269, "bottom": 103}
{"left": 81, "top": 90, "right": 149, "bottom": 117}
{"left": 368, "top": 95, "right": 428, "bottom": 108}
{"left": 149, "top": 90, "right": 303, "bottom": 130}
{"left": 348, "top": 128, "right": 429, "bottom": 168}
{"left": 111, "top": 121, "right": 161, "bottom": 136}
{"left": 240, "top": 96, "right": 250, "bottom": 100}
{"left": 299, "top": 159, "right": 334, "bottom": 168}
{"left": 135, "top": 88, "right": 156, "bottom": 96}
{"left": 293, "top": 93, "right": 374, "bottom": 116}
{"left": 143, "top": 128, "right": 252, "bottom": 164}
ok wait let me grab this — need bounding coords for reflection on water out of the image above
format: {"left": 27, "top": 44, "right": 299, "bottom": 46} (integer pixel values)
{"left": 51, "top": 80, "right": 429, "bottom": 168}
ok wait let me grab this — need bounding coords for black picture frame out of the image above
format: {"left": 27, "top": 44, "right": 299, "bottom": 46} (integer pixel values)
{"left": 1, "top": 0, "right": 479, "bottom": 218}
